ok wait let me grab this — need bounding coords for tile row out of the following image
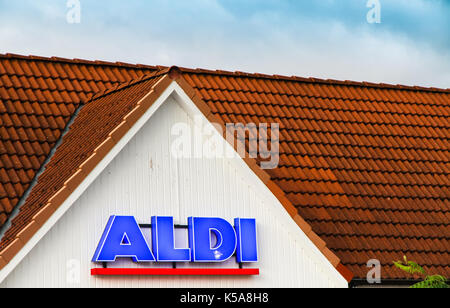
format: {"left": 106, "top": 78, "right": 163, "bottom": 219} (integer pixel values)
{"left": 185, "top": 73, "right": 450, "bottom": 105}
{"left": 0, "top": 58, "right": 154, "bottom": 83}
{"left": 308, "top": 220, "right": 449, "bottom": 239}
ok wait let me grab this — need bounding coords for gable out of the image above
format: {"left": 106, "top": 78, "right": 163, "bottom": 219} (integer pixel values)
{"left": 1, "top": 86, "right": 347, "bottom": 287}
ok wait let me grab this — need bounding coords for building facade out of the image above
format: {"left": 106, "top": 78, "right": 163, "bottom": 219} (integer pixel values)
{"left": 0, "top": 54, "right": 448, "bottom": 288}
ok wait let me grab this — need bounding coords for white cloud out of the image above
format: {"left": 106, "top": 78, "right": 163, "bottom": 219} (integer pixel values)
{"left": 0, "top": 0, "right": 448, "bottom": 88}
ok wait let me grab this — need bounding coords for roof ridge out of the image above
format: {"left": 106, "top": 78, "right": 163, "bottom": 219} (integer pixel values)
{"left": 1, "top": 53, "right": 448, "bottom": 93}
{"left": 176, "top": 66, "right": 450, "bottom": 94}
{"left": 0, "top": 53, "right": 163, "bottom": 71}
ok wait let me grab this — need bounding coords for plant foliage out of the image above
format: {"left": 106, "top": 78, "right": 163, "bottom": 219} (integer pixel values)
{"left": 393, "top": 256, "right": 449, "bottom": 289}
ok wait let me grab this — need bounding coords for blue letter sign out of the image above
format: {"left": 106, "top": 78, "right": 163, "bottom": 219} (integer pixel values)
{"left": 93, "top": 216, "right": 258, "bottom": 264}
{"left": 188, "top": 217, "right": 237, "bottom": 262}
{"left": 92, "top": 216, "right": 155, "bottom": 262}
{"left": 234, "top": 218, "right": 258, "bottom": 262}
{"left": 151, "top": 216, "right": 190, "bottom": 262}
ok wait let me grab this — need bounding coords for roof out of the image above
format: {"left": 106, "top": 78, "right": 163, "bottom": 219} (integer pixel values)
{"left": 0, "top": 54, "right": 449, "bottom": 282}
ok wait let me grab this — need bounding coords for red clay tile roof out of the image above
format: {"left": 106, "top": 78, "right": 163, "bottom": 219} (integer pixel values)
{"left": 0, "top": 54, "right": 449, "bottom": 282}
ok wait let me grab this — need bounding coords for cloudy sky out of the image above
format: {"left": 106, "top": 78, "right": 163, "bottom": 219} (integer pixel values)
{"left": 0, "top": 0, "right": 449, "bottom": 88}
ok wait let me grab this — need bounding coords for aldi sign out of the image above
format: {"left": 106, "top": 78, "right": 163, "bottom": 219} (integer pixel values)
{"left": 92, "top": 216, "right": 258, "bottom": 264}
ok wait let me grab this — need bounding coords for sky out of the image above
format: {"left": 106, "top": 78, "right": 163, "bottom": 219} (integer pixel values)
{"left": 0, "top": 0, "right": 449, "bottom": 88}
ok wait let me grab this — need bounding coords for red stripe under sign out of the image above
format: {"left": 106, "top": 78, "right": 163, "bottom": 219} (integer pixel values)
{"left": 91, "top": 268, "right": 259, "bottom": 276}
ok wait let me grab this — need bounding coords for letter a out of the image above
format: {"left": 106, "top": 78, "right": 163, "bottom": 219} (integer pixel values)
{"left": 92, "top": 216, "right": 155, "bottom": 262}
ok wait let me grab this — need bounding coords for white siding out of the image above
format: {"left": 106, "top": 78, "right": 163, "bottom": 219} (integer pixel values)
{"left": 1, "top": 91, "right": 347, "bottom": 288}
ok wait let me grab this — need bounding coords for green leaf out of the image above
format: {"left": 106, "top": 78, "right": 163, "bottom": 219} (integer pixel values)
{"left": 393, "top": 257, "right": 426, "bottom": 275}
{"left": 410, "top": 276, "right": 449, "bottom": 289}
{"left": 393, "top": 256, "right": 449, "bottom": 288}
